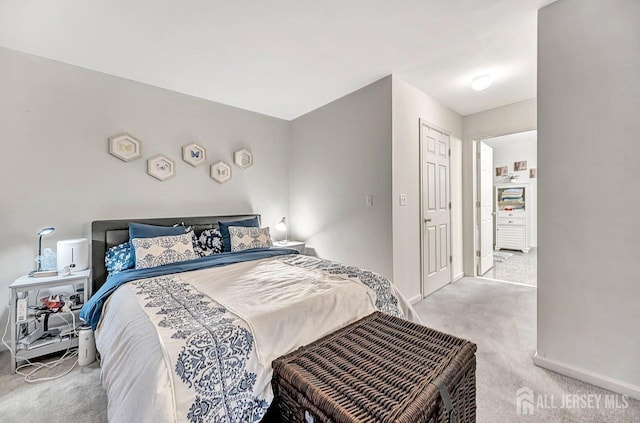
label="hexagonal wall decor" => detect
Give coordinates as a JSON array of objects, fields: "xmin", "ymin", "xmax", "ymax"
[
  {"xmin": 108, "ymin": 133, "xmax": 142, "ymax": 162},
  {"xmin": 147, "ymin": 155, "xmax": 176, "ymax": 181},
  {"xmin": 234, "ymin": 148, "xmax": 253, "ymax": 169},
  {"xmin": 182, "ymin": 143, "xmax": 207, "ymax": 167},
  {"xmin": 210, "ymin": 160, "xmax": 231, "ymax": 184}
]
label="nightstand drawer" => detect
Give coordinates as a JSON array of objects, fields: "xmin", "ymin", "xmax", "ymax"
[{"xmin": 497, "ymin": 217, "xmax": 525, "ymax": 226}]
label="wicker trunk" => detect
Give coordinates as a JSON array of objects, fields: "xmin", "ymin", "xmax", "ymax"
[{"xmin": 271, "ymin": 312, "xmax": 477, "ymax": 423}]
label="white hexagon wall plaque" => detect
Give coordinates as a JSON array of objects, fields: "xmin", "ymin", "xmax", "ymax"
[
  {"xmin": 182, "ymin": 143, "xmax": 207, "ymax": 167},
  {"xmin": 108, "ymin": 133, "xmax": 142, "ymax": 162},
  {"xmin": 210, "ymin": 160, "xmax": 231, "ymax": 184},
  {"xmin": 147, "ymin": 155, "xmax": 176, "ymax": 181},
  {"xmin": 234, "ymin": 148, "xmax": 253, "ymax": 169}
]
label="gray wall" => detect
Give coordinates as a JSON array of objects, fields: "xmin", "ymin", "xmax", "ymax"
[
  {"xmin": 289, "ymin": 77, "xmax": 393, "ymax": 279},
  {"xmin": 0, "ymin": 47, "xmax": 291, "ymax": 332},
  {"xmin": 537, "ymin": 0, "xmax": 640, "ymax": 397},
  {"xmin": 392, "ymin": 77, "xmax": 463, "ymax": 300}
]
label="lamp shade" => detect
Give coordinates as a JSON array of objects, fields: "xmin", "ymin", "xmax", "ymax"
[
  {"xmin": 37, "ymin": 227, "xmax": 55, "ymax": 237},
  {"xmin": 276, "ymin": 217, "xmax": 287, "ymax": 232}
]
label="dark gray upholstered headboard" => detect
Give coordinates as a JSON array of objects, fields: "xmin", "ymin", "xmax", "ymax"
[{"xmin": 91, "ymin": 214, "xmax": 260, "ymax": 295}]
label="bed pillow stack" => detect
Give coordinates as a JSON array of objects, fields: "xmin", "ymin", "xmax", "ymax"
[{"xmin": 218, "ymin": 217, "xmax": 260, "ymax": 252}]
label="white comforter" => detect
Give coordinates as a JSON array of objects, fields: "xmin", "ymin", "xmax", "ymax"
[{"xmin": 96, "ymin": 254, "xmax": 418, "ymax": 423}]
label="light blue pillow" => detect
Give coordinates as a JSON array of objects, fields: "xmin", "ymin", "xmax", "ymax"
[
  {"xmin": 218, "ymin": 217, "xmax": 260, "ymax": 252},
  {"xmin": 105, "ymin": 242, "xmax": 135, "ymax": 276}
]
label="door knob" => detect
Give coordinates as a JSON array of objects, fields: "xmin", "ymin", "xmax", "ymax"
[{"xmin": 424, "ymin": 218, "xmax": 432, "ymax": 223}]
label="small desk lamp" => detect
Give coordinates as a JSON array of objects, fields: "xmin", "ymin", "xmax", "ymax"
[
  {"xmin": 29, "ymin": 227, "xmax": 55, "ymax": 277},
  {"xmin": 276, "ymin": 217, "xmax": 288, "ymax": 244}
]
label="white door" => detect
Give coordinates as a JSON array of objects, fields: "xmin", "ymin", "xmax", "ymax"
[
  {"xmin": 421, "ymin": 121, "xmax": 451, "ymax": 297},
  {"xmin": 478, "ymin": 141, "xmax": 494, "ymax": 275}
]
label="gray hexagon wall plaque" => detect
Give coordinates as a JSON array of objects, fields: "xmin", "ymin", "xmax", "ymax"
[
  {"xmin": 182, "ymin": 143, "xmax": 207, "ymax": 167},
  {"xmin": 210, "ymin": 160, "xmax": 231, "ymax": 183},
  {"xmin": 234, "ymin": 148, "xmax": 253, "ymax": 169},
  {"xmin": 147, "ymin": 155, "xmax": 176, "ymax": 181},
  {"xmin": 108, "ymin": 133, "xmax": 142, "ymax": 162}
]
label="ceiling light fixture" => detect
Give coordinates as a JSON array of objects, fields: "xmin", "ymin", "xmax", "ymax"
[{"xmin": 471, "ymin": 75, "xmax": 492, "ymax": 91}]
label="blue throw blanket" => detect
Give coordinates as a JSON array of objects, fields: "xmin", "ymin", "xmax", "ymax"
[{"xmin": 80, "ymin": 248, "xmax": 298, "ymax": 329}]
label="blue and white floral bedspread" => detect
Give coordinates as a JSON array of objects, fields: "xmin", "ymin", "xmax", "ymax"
[{"xmin": 96, "ymin": 255, "xmax": 413, "ymax": 423}]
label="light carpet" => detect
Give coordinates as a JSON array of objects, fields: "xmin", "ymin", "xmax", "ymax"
[
  {"xmin": 1, "ymin": 277, "xmax": 638, "ymax": 422},
  {"xmin": 415, "ymin": 277, "xmax": 640, "ymax": 422}
]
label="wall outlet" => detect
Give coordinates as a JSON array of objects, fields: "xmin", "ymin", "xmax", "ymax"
[
  {"xmin": 399, "ymin": 194, "xmax": 407, "ymax": 206},
  {"xmin": 365, "ymin": 195, "xmax": 373, "ymax": 208},
  {"xmin": 17, "ymin": 298, "xmax": 27, "ymax": 323}
]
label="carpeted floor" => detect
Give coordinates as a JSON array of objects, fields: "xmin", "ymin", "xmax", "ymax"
[
  {"xmin": 0, "ymin": 277, "xmax": 638, "ymax": 422},
  {"xmin": 0, "ymin": 350, "xmax": 106, "ymax": 423},
  {"xmin": 415, "ymin": 277, "xmax": 640, "ymax": 422}
]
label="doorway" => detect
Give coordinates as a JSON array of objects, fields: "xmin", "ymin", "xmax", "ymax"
[{"xmin": 476, "ymin": 130, "xmax": 537, "ymax": 286}]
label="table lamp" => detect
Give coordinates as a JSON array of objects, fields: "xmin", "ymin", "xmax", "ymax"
[
  {"xmin": 29, "ymin": 227, "xmax": 56, "ymax": 277},
  {"xmin": 276, "ymin": 217, "xmax": 288, "ymax": 244}
]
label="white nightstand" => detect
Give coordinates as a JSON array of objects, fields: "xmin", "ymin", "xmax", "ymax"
[
  {"xmin": 8, "ymin": 269, "xmax": 91, "ymax": 373},
  {"xmin": 273, "ymin": 240, "xmax": 306, "ymax": 254}
]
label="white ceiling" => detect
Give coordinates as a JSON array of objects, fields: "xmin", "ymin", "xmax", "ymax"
[{"xmin": 0, "ymin": 0, "xmax": 554, "ymax": 120}]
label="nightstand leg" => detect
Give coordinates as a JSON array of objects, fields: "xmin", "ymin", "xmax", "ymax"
[{"xmin": 10, "ymin": 288, "xmax": 17, "ymax": 374}]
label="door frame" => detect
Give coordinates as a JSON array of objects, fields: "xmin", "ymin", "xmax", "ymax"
[
  {"xmin": 467, "ymin": 127, "xmax": 537, "ymax": 277},
  {"xmin": 419, "ymin": 118, "xmax": 453, "ymax": 298}
]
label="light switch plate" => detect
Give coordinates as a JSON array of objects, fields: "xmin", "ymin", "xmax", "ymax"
[
  {"xmin": 365, "ymin": 195, "xmax": 373, "ymax": 208},
  {"xmin": 399, "ymin": 194, "xmax": 407, "ymax": 206},
  {"xmin": 17, "ymin": 298, "xmax": 27, "ymax": 323}
]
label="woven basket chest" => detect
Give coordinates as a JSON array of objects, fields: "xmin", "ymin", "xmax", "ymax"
[{"xmin": 271, "ymin": 312, "xmax": 477, "ymax": 423}]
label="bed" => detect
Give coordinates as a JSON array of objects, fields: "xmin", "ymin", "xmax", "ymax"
[{"xmin": 82, "ymin": 214, "xmax": 419, "ymax": 423}]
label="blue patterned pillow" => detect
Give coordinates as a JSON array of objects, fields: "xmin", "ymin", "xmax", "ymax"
[
  {"xmin": 198, "ymin": 228, "xmax": 224, "ymax": 256},
  {"xmin": 228, "ymin": 226, "xmax": 273, "ymax": 252},
  {"xmin": 105, "ymin": 242, "xmax": 135, "ymax": 276},
  {"xmin": 218, "ymin": 217, "xmax": 260, "ymax": 252},
  {"xmin": 132, "ymin": 233, "xmax": 198, "ymax": 269}
]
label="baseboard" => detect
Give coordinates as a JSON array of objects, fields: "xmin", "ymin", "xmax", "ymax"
[
  {"xmin": 408, "ymin": 294, "xmax": 422, "ymax": 305},
  {"xmin": 533, "ymin": 352, "xmax": 640, "ymax": 400},
  {"xmin": 453, "ymin": 272, "xmax": 464, "ymax": 282}
]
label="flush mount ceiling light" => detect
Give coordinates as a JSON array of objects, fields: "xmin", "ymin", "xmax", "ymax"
[{"xmin": 471, "ymin": 75, "xmax": 492, "ymax": 91}]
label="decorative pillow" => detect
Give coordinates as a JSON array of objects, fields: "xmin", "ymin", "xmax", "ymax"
[
  {"xmin": 105, "ymin": 242, "xmax": 135, "ymax": 276},
  {"xmin": 129, "ymin": 223, "xmax": 186, "ymax": 261},
  {"xmin": 228, "ymin": 226, "xmax": 273, "ymax": 252},
  {"xmin": 132, "ymin": 233, "xmax": 198, "ymax": 269},
  {"xmin": 198, "ymin": 228, "xmax": 224, "ymax": 256},
  {"xmin": 218, "ymin": 217, "xmax": 260, "ymax": 252},
  {"xmin": 172, "ymin": 224, "xmax": 206, "ymax": 258}
]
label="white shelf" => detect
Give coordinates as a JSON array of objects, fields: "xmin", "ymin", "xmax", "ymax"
[
  {"xmin": 9, "ymin": 270, "xmax": 91, "ymax": 373},
  {"xmin": 16, "ymin": 337, "xmax": 79, "ymax": 361}
]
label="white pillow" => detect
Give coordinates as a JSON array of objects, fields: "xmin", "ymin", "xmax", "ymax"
[
  {"xmin": 228, "ymin": 226, "xmax": 273, "ymax": 252},
  {"xmin": 132, "ymin": 233, "xmax": 198, "ymax": 269}
]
